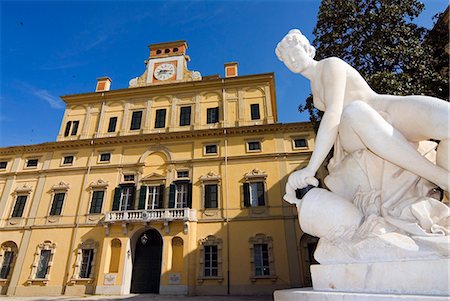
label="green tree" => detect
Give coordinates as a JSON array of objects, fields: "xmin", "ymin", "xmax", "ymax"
[{"xmin": 300, "ymin": 0, "xmax": 448, "ymax": 124}]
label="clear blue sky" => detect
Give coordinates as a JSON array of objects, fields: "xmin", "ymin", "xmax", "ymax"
[{"xmin": 0, "ymin": 0, "xmax": 447, "ymax": 147}]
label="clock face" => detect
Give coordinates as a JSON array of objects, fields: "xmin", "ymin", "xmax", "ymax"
[{"xmin": 154, "ymin": 63, "xmax": 176, "ymax": 81}]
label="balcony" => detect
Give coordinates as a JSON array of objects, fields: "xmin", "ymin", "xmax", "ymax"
[{"xmin": 104, "ymin": 208, "xmax": 197, "ymax": 233}]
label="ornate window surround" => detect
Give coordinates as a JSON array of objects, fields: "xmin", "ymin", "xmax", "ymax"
[
  {"xmin": 27, "ymin": 240, "xmax": 56, "ymax": 285},
  {"xmin": 70, "ymin": 239, "xmax": 99, "ymax": 283},
  {"xmin": 243, "ymin": 169, "xmax": 268, "ymax": 210},
  {"xmin": 10, "ymin": 184, "xmax": 33, "ymax": 221},
  {"xmin": 197, "ymin": 235, "xmax": 223, "ymax": 283},
  {"xmin": 47, "ymin": 182, "xmax": 70, "ymax": 221},
  {"xmin": 248, "ymin": 233, "xmax": 277, "ymax": 282},
  {"xmin": 200, "ymin": 171, "xmax": 221, "ymax": 210},
  {"xmin": 87, "ymin": 179, "xmax": 108, "ymax": 215},
  {"xmin": 0, "ymin": 241, "xmax": 18, "ymax": 283}
]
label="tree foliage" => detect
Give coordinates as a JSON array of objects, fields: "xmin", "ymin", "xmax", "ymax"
[{"xmin": 300, "ymin": 0, "xmax": 449, "ymax": 124}]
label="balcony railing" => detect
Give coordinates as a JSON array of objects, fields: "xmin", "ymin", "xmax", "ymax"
[{"xmin": 104, "ymin": 208, "xmax": 197, "ymax": 223}]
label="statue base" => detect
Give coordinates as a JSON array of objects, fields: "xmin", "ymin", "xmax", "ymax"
[
  {"xmin": 274, "ymin": 259, "xmax": 449, "ymax": 300},
  {"xmin": 274, "ymin": 288, "xmax": 449, "ymax": 301}
]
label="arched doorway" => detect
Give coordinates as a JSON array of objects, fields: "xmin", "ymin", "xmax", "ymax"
[{"xmin": 130, "ymin": 229, "xmax": 163, "ymax": 293}]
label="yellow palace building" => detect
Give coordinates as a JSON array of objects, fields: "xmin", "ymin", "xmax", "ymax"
[{"xmin": 0, "ymin": 40, "xmax": 317, "ymax": 296}]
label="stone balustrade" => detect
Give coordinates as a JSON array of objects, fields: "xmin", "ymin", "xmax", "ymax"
[{"xmin": 104, "ymin": 208, "xmax": 197, "ymax": 223}]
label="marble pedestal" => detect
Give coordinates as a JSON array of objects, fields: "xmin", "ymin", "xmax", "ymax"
[{"xmin": 274, "ymin": 259, "xmax": 449, "ymax": 300}]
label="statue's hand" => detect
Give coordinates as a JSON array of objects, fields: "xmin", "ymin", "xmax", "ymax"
[{"xmin": 283, "ymin": 168, "xmax": 318, "ymax": 204}]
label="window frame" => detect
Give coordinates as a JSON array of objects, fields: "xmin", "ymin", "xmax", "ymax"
[
  {"xmin": 130, "ymin": 110, "xmax": 143, "ymax": 131},
  {"xmin": 154, "ymin": 108, "xmax": 167, "ymax": 129},
  {"xmin": 198, "ymin": 235, "xmax": 223, "ymax": 282},
  {"xmin": 204, "ymin": 184, "xmax": 219, "ymax": 209},
  {"xmin": 249, "ymin": 234, "xmax": 276, "ymax": 282},
  {"xmin": 0, "ymin": 161, "xmax": 7, "ymax": 170},
  {"xmin": 146, "ymin": 185, "xmax": 162, "ymax": 210},
  {"xmin": 25, "ymin": 158, "xmax": 39, "ymax": 168},
  {"xmin": 88, "ymin": 179, "xmax": 108, "ymax": 215},
  {"xmin": 28, "ymin": 241, "xmax": 56, "ymax": 284},
  {"xmin": 204, "ymin": 144, "xmax": 218, "ymax": 156},
  {"xmin": 0, "ymin": 242, "xmax": 18, "ymax": 280},
  {"xmin": 62, "ymin": 155, "xmax": 75, "ymax": 166},
  {"xmin": 107, "ymin": 116, "xmax": 118, "ymax": 133},
  {"xmin": 99, "ymin": 152, "xmax": 111, "ymax": 163},
  {"xmin": 49, "ymin": 192, "xmax": 66, "ymax": 216},
  {"xmin": 246, "ymin": 140, "xmax": 262, "ymax": 152},
  {"xmin": 89, "ymin": 190, "xmax": 104, "ymax": 214},
  {"xmin": 292, "ymin": 137, "xmax": 309, "ymax": 150},
  {"xmin": 206, "ymin": 107, "xmax": 219, "ymax": 124},
  {"xmin": 179, "ymin": 106, "xmax": 192, "ymax": 126},
  {"xmin": 250, "ymin": 103, "xmax": 261, "ymax": 120},
  {"xmin": 11, "ymin": 195, "xmax": 28, "ymax": 218}
]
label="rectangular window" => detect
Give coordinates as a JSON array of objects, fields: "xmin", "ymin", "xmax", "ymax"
[
  {"xmin": 146, "ymin": 186, "xmax": 161, "ymax": 209},
  {"xmin": 204, "ymin": 184, "xmax": 218, "ymax": 208},
  {"xmin": 254, "ymin": 244, "xmax": 270, "ymax": 276},
  {"xmin": 0, "ymin": 251, "xmax": 14, "ymax": 279},
  {"xmin": 89, "ymin": 191, "xmax": 104, "ymax": 214},
  {"xmin": 205, "ymin": 144, "xmax": 217, "ymax": 155},
  {"xmin": 50, "ymin": 193, "xmax": 65, "ymax": 216},
  {"xmin": 244, "ymin": 182, "xmax": 265, "ymax": 207},
  {"xmin": 107, "ymin": 117, "xmax": 118, "ymax": 133},
  {"xmin": 155, "ymin": 109, "xmax": 166, "ymax": 128},
  {"xmin": 63, "ymin": 155, "xmax": 74, "ymax": 165},
  {"xmin": 247, "ymin": 141, "xmax": 261, "ymax": 151},
  {"xmin": 176, "ymin": 183, "xmax": 189, "ymax": 208},
  {"xmin": 179, "ymin": 106, "xmax": 191, "ymax": 126},
  {"xmin": 177, "ymin": 171, "xmax": 189, "ymax": 178},
  {"xmin": 12, "ymin": 195, "xmax": 27, "ymax": 218},
  {"xmin": 250, "ymin": 104, "xmax": 260, "ymax": 120},
  {"xmin": 99, "ymin": 153, "xmax": 111, "ymax": 162},
  {"xmin": 36, "ymin": 249, "xmax": 51, "ymax": 279},
  {"xmin": 120, "ymin": 186, "xmax": 134, "ymax": 211},
  {"xmin": 293, "ymin": 138, "xmax": 308, "ymax": 148},
  {"xmin": 79, "ymin": 249, "xmax": 94, "ymax": 279},
  {"xmin": 124, "ymin": 175, "xmax": 135, "ymax": 182},
  {"xmin": 26, "ymin": 159, "xmax": 38, "ymax": 167},
  {"xmin": 71, "ymin": 121, "xmax": 79, "ymax": 136},
  {"xmin": 0, "ymin": 161, "xmax": 6, "ymax": 169},
  {"xmin": 206, "ymin": 107, "xmax": 219, "ymax": 124},
  {"xmin": 130, "ymin": 111, "xmax": 143, "ymax": 130},
  {"xmin": 204, "ymin": 245, "xmax": 218, "ymax": 277}
]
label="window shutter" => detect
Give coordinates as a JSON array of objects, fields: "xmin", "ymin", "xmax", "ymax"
[
  {"xmin": 64, "ymin": 121, "xmax": 71, "ymax": 137},
  {"xmin": 168, "ymin": 184, "xmax": 176, "ymax": 208},
  {"xmin": 257, "ymin": 182, "xmax": 265, "ymax": 206},
  {"xmin": 128, "ymin": 186, "xmax": 136, "ymax": 210},
  {"xmin": 243, "ymin": 183, "xmax": 250, "ymax": 207},
  {"xmin": 158, "ymin": 184, "xmax": 165, "ymax": 208},
  {"xmin": 138, "ymin": 186, "xmax": 147, "ymax": 209},
  {"xmin": 112, "ymin": 187, "xmax": 121, "ymax": 211},
  {"xmin": 187, "ymin": 183, "xmax": 193, "ymax": 208}
]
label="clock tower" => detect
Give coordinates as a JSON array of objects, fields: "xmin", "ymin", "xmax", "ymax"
[{"xmin": 129, "ymin": 40, "xmax": 201, "ymax": 87}]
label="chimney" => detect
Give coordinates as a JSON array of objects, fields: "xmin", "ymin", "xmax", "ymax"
[
  {"xmin": 224, "ymin": 62, "xmax": 238, "ymax": 78},
  {"xmin": 96, "ymin": 77, "xmax": 112, "ymax": 92}
]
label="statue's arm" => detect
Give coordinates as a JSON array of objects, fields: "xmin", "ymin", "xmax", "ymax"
[{"xmin": 306, "ymin": 59, "xmax": 346, "ymax": 174}]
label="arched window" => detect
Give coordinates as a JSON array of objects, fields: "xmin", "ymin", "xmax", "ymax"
[
  {"xmin": 0, "ymin": 241, "xmax": 18, "ymax": 280},
  {"xmin": 198, "ymin": 235, "xmax": 223, "ymax": 283}
]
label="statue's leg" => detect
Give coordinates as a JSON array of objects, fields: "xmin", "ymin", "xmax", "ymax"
[{"xmin": 339, "ymin": 101, "xmax": 449, "ymax": 192}]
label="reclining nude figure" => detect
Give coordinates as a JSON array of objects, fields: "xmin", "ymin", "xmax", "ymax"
[{"xmin": 276, "ymin": 29, "xmax": 450, "ymax": 263}]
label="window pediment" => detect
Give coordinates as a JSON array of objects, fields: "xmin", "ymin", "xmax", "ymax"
[
  {"xmin": 89, "ymin": 179, "xmax": 109, "ymax": 189},
  {"xmin": 51, "ymin": 181, "xmax": 70, "ymax": 192},
  {"xmin": 141, "ymin": 172, "xmax": 166, "ymax": 183},
  {"xmin": 14, "ymin": 184, "xmax": 32, "ymax": 194},
  {"xmin": 244, "ymin": 169, "xmax": 267, "ymax": 180},
  {"xmin": 200, "ymin": 171, "xmax": 221, "ymax": 182}
]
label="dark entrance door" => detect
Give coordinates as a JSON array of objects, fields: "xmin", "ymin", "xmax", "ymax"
[{"xmin": 130, "ymin": 229, "xmax": 163, "ymax": 293}]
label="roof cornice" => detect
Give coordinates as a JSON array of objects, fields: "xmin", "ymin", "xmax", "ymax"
[
  {"xmin": 60, "ymin": 73, "xmax": 275, "ymax": 104},
  {"xmin": 0, "ymin": 122, "xmax": 313, "ymax": 155}
]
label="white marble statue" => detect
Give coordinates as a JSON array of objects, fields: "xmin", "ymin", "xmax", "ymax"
[{"xmin": 276, "ymin": 29, "xmax": 450, "ymax": 264}]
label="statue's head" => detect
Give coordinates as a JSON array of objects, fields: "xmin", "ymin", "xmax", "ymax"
[{"xmin": 276, "ymin": 29, "xmax": 316, "ymax": 73}]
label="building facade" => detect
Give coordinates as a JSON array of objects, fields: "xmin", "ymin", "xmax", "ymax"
[{"xmin": 0, "ymin": 40, "xmax": 316, "ymax": 296}]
